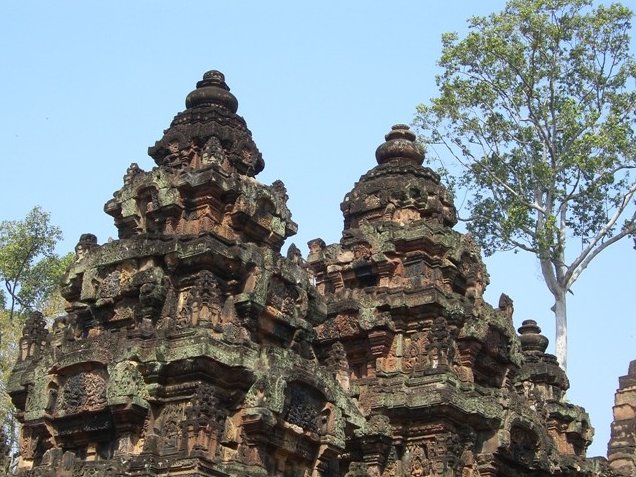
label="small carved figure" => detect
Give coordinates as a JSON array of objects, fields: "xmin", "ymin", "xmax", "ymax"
[
  {"xmin": 123, "ymin": 162, "xmax": 143, "ymax": 186},
  {"xmin": 271, "ymin": 179, "xmax": 288, "ymax": 202},
  {"xmin": 201, "ymin": 135, "xmax": 226, "ymax": 166},
  {"xmin": 286, "ymin": 243, "xmax": 303, "ymax": 264},
  {"xmin": 74, "ymin": 233, "xmax": 98, "ymax": 260}
]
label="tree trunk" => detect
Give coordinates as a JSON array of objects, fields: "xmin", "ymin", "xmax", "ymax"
[{"xmin": 554, "ymin": 290, "xmax": 567, "ymax": 371}]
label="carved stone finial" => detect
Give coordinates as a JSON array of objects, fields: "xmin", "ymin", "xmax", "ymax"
[
  {"xmin": 123, "ymin": 163, "xmax": 142, "ymax": 186},
  {"xmin": 307, "ymin": 238, "xmax": 326, "ymax": 256},
  {"xmin": 271, "ymin": 180, "xmax": 289, "ymax": 202},
  {"xmin": 185, "ymin": 70, "xmax": 239, "ymax": 112},
  {"xmin": 518, "ymin": 319, "xmax": 549, "ymax": 355},
  {"xmin": 74, "ymin": 233, "xmax": 98, "ymax": 259},
  {"xmin": 498, "ymin": 293, "xmax": 514, "ymax": 320},
  {"xmin": 286, "ymin": 243, "xmax": 302, "ymax": 263},
  {"xmin": 375, "ymin": 124, "xmax": 424, "ymax": 166},
  {"xmin": 19, "ymin": 311, "xmax": 48, "ymax": 360}
]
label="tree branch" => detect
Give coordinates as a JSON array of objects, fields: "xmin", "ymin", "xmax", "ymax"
[{"xmin": 564, "ymin": 182, "xmax": 636, "ymax": 288}]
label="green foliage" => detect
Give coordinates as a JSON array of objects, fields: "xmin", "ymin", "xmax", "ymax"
[
  {"xmin": 0, "ymin": 309, "xmax": 22, "ymax": 462},
  {"xmin": 0, "ymin": 206, "xmax": 68, "ymax": 320},
  {"xmin": 0, "ymin": 207, "xmax": 71, "ymax": 463},
  {"xmin": 416, "ymin": 0, "xmax": 635, "ymax": 279},
  {"xmin": 415, "ymin": 0, "xmax": 636, "ymax": 369}
]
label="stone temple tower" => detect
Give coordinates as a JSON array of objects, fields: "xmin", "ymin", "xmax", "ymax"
[
  {"xmin": 8, "ymin": 71, "xmax": 613, "ymax": 476},
  {"xmin": 608, "ymin": 360, "xmax": 636, "ymax": 475}
]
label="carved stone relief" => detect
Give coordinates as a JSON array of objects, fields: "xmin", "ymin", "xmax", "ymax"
[{"xmin": 59, "ymin": 370, "xmax": 108, "ymax": 415}]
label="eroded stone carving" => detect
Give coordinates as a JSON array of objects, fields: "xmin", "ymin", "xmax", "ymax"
[{"xmin": 60, "ymin": 370, "xmax": 107, "ymax": 414}]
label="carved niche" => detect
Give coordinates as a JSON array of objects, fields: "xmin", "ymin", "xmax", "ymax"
[
  {"xmin": 425, "ymin": 317, "xmax": 455, "ymax": 370},
  {"xmin": 508, "ymin": 425, "xmax": 539, "ymax": 466},
  {"xmin": 156, "ymin": 402, "xmax": 185, "ymax": 453},
  {"xmin": 402, "ymin": 332, "xmax": 426, "ymax": 373},
  {"xmin": 177, "ymin": 270, "xmax": 223, "ymax": 329},
  {"xmin": 406, "ymin": 445, "xmax": 432, "ymax": 477},
  {"xmin": 267, "ymin": 275, "xmax": 299, "ymax": 319},
  {"xmin": 19, "ymin": 426, "xmax": 48, "ymax": 467},
  {"xmin": 184, "ymin": 383, "xmax": 226, "ymax": 457},
  {"xmin": 283, "ymin": 382, "xmax": 326, "ymax": 435}
]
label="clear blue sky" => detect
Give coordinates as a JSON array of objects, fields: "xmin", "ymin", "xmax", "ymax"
[{"xmin": 2, "ymin": 1, "xmax": 634, "ymax": 458}]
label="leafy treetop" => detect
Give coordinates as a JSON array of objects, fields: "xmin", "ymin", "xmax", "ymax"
[
  {"xmin": 416, "ymin": 0, "xmax": 636, "ymax": 369},
  {"xmin": 0, "ymin": 206, "xmax": 71, "ymax": 320}
]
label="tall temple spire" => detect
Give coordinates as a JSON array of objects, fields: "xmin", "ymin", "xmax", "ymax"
[
  {"xmin": 105, "ymin": 71, "xmax": 295, "ymax": 248},
  {"xmin": 341, "ymin": 124, "xmax": 457, "ymax": 233},
  {"xmin": 148, "ymin": 70, "xmax": 263, "ymax": 175}
]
